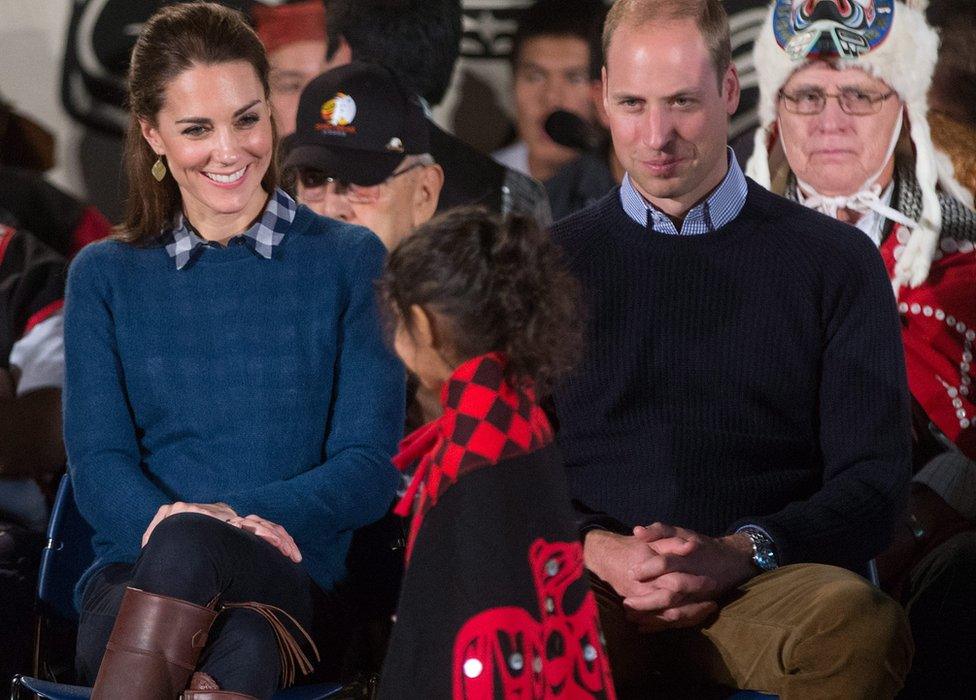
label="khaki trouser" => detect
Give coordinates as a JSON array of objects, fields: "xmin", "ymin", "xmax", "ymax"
[{"xmin": 591, "ymin": 564, "xmax": 913, "ymax": 699}]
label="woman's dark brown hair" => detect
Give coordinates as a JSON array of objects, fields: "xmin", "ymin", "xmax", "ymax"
[
  {"xmin": 379, "ymin": 207, "xmax": 583, "ymax": 394},
  {"xmin": 117, "ymin": 2, "xmax": 277, "ymax": 244}
]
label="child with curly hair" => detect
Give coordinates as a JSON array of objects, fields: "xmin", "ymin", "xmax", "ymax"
[{"xmin": 376, "ymin": 208, "xmax": 616, "ymax": 699}]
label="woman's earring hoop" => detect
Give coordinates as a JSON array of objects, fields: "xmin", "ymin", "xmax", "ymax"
[{"xmin": 151, "ymin": 157, "xmax": 167, "ymax": 182}]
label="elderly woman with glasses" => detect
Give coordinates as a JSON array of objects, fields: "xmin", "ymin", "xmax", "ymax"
[{"xmin": 747, "ymin": 2, "xmax": 976, "ymax": 696}]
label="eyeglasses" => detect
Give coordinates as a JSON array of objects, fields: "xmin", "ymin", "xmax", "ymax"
[
  {"xmin": 297, "ymin": 161, "xmax": 426, "ymax": 204},
  {"xmin": 778, "ymin": 87, "xmax": 896, "ymax": 116}
]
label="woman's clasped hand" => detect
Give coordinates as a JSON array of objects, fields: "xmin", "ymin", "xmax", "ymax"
[{"xmin": 140, "ymin": 502, "xmax": 302, "ymax": 563}]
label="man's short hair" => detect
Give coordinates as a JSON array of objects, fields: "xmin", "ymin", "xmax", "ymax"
[
  {"xmin": 602, "ymin": 0, "xmax": 731, "ymax": 88},
  {"xmin": 511, "ymin": 0, "xmax": 609, "ymax": 82},
  {"xmin": 324, "ymin": 0, "xmax": 461, "ymax": 107}
]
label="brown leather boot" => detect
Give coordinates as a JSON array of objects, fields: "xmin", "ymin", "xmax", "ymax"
[
  {"xmin": 181, "ymin": 673, "xmax": 258, "ymax": 699},
  {"xmin": 91, "ymin": 587, "xmax": 217, "ymax": 700}
]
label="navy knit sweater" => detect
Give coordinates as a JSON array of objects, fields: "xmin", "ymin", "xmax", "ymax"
[
  {"xmin": 551, "ymin": 182, "xmax": 911, "ymax": 569},
  {"xmin": 63, "ymin": 206, "xmax": 404, "ymax": 605}
]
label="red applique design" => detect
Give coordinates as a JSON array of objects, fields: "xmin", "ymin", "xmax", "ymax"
[
  {"xmin": 452, "ymin": 539, "xmax": 616, "ymax": 699},
  {"xmin": 881, "ymin": 226, "xmax": 976, "ymax": 458},
  {"xmin": 393, "ymin": 353, "xmax": 553, "ymax": 560}
]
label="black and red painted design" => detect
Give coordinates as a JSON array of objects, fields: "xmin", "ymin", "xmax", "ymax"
[
  {"xmin": 393, "ymin": 352, "xmax": 553, "ymax": 560},
  {"xmin": 453, "ymin": 539, "xmax": 615, "ymax": 699},
  {"xmin": 379, "ymin": 353, "xmax": 614, "ymax": 699}
]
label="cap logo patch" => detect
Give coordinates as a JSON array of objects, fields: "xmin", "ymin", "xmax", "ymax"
[
  {"xmin": 385, "ymin": 137, "xmax": 404, "ymax": 153},
  {"xmin": 773, "ymin": 0, "xmax": 893, "ymax": 60},
  {"xmin": 317, "ymin": 92, "xmax": 357, "ymax": 135}
]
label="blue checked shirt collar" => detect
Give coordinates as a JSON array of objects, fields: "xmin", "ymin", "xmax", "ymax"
[
  {"xmin": 619, "ymin": 148, "xmax": 747, "ymax": 235},
  {"xmin": 164, "ymin": 188, "xmax": 297, "ymax": 270}
]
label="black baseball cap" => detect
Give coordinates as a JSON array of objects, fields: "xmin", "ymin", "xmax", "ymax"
[{"xmin": 282, "ymin": 62, "xmax": 431, "ymax": 186}]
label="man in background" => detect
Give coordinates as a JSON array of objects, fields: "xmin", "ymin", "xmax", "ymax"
[
  {"xmin": 495, "ymin": 0, "xmax": 619, "ymax": 221},
  {"xmin": 323, "ymin": 0, "xmax": 551, "ymax": 224},
  {"xmin": 284, "ymin": 62, "xmax": 444, "ymax": 252},
  {"xmin": 251, "ymin": 0, "xmax": 349, "ymax": 136},
  {"xmin": 494, "ymin": 0, "xmax": 607, "ymax": 184}
]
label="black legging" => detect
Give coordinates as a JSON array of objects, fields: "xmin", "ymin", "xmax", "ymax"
[{"xmin": 76, "ymin": 512, "xmax": 342, "ymax": 698}]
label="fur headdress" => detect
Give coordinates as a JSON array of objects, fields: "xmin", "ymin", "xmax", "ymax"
[{"xmin": 745, "ymin": 0, "xmax": 974, "ymax": 288}]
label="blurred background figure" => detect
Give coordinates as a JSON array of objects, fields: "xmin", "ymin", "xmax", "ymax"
[
  {"xmin": 0, "ymin": 95, "xmax": 106, "ymax": 518},
  {"xmin": 493, "ymin": 0, "xmax": 621, "ymax": 221},
  {"xmin": 0, "ymin": 95, "xmax": 111, "ymax": 258},
  {"xmin": 324, "ymin": 0, "xmax": 552, "ymax": 224},
  {"xmin": 0, "ymin": 164, "xmax": 111, "ymax": 260},
  {"xmin": 251, "ymin": 0, "xmax": 345, "ymax": 136},
  {"xmin": 0, "ymin": 86, "xmax": 104, "ymax": 698},
  {"xmin": 0, "ymin": 224, "xmax": 65, "ymax": 531},
  {"xmin": 747, "ymin": 2, "xmax": 976, "ymax": 696},
  {"xmin": 493, "ymin": 0, "xmax": 606, "ymax": 183},
  {"xmin": 0, "ymin": 220, "xmax": 66, "ymax": 693}
]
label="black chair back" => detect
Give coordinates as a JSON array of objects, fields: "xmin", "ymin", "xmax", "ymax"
[{"xmin": 37, "ymin": 474, "xmax": 95, "ymax": 622}]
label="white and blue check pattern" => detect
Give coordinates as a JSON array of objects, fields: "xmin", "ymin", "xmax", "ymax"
[
  {"xmin": 620, "ymin": 148, "xmax": 748, "ymax": 235},
  {"xmin": 164, "ymin": 188, "xmax": 297, "ymax": 270}
]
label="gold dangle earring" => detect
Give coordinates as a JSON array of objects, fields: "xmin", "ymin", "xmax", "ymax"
[{"xmin": 151, "ymin": 156, "xmax": 167, "ymax": 182}]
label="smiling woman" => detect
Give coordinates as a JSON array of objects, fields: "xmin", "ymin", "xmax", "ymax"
[
  {"xmin": 139, "ymin": 62, "xmax": 274, "ymax": 244},
  {"xmin": 63, "ymin": 4, "xmax": 404, "ymax": 700},
  {"xmin": 115, "ymin": 3, "xmax": 279, "ymax": 247}
]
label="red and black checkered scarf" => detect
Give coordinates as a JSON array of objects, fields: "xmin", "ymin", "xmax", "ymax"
[{"xmin": 393, "ymin": 352, "xmax": 554, "ymax": 562}]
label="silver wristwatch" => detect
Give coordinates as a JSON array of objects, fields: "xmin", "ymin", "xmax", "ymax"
[{"xmin": 739, "ymin": 526, "xmax": 779, "ymax": 572}]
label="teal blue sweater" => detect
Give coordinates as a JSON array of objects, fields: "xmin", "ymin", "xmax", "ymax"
[{"xmin": 63, "ymin": 206, "xmax": 404, "ymax": 606}]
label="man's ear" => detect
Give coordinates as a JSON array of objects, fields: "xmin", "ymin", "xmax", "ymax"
[
  {"xmin": 591, "ymin": 79, "xmax": 610, "ymax": 129},
  {"xmin": 601, "ymin": 65, "xmax": 610, "ymax": 114},
  {"xmin": 722, "ymin": 63, "xmax": 741, "ymax": 116},
  {"xmin": 140, "ymin": 119, "xmax": 165, "ymax": 156},
  {"xmin": 412, "ymin": 164, "xmax": 444, "ymax": 227}
]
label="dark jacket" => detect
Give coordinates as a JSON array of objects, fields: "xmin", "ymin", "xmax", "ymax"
[{"xmin": 429, "ymin": 122, "xmax": 551, "ymax": 226}]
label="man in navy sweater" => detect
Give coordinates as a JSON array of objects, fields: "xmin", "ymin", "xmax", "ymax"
[{"xmin": 550, "ymin": 1, "xmax": 913, "ymax": 697}]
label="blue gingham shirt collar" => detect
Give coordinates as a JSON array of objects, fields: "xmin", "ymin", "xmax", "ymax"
[
  {"xmin": 620, "ymin": 147, "xmax": 748, "ymax": 235},
  {"xmin": 164, "ymin": 188, "xmax": 297, "ymax": 270}
]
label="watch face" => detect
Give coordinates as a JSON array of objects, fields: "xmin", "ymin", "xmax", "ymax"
[
  {"xmin": 754, "ymin": 547, "xmax": 777, "ymax": 571},
  {"xmin": 743, "ymin": 529, "xmax": 779, "ymax": 571}
]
